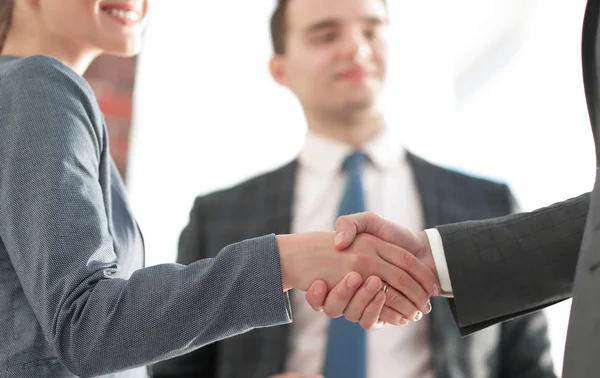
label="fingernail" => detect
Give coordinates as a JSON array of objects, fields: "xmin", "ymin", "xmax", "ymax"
[
  {"xmin": 413, "ymin": 311, "xmax": 423, "ymax": 321},
  {"xmin": 433, "ymin": 283, "xmax": 440, "ymax": 296},
  {"xmin": 347, "ymin": 274, "xmax": 361, "ymax": 289},
  {"xmin": 334, "ymin": 231, "xmax": 346, "ymax": 245},
  {"xmin": 313, "ymin": 284, "xmax": 323, "ymax": 296},
  {"xmin": 424, "ymin": 300, "xmax": 432, "ymax": 314},
  {"xmin": 367, "ymin": 277, "xmax": 380, "ymax": 293}
]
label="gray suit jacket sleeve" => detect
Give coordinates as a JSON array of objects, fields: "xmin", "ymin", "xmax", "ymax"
[
  {"xmin": 436, "ymin": 193, "xmax": 589, "ymax": 335},
  {"xmin": 0, "ymin": 56, "xmax": 291, "ymax": 377},
  {"xmin": 152, "ymin": 197, "xmax": 221, "ymax": 378}
]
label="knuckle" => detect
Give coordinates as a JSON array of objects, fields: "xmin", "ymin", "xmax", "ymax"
[
  {"xmin": 394, "ymin": 273, "xmax": 408, "ymax": 288},
  {"xmin": 402, "ymin": 252, "xmax": 415, "ymax": 266},
  {"xmin": 386, "ymin": 292, "xmax": 400, "ymax": 307}
]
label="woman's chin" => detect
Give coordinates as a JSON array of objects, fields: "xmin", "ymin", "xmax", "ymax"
[{"xmin": 103, "ymin": 40, "xmax": 143, "ymax": 58}]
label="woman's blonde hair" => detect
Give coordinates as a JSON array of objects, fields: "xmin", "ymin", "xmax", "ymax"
[{"xmin": 0, "ymin": 0, "xmax": 14, "ymax": 54}]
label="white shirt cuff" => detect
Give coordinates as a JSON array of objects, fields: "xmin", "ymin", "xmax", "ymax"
[{"xmin": 424, "ymin": 228, "xmax": 454, "ymax": 298}]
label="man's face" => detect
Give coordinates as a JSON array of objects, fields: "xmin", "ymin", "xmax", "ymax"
[{"xmin": 271, "ymin": 0, "xmax": 389, "ymax": 114}]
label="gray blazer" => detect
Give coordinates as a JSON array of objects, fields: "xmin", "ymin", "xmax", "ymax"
[
  {"xmin": 408, "ymin": 1, "xmax": 600, "ymax": 377},
  {"xmin": 0, "ymin": 55, "xmax": 291, "ymax": 378},
  {"xmin": 153, "ymin": 153, "xmax": 555, "ymax": 378}
]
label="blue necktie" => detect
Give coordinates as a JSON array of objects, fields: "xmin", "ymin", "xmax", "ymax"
[{"xmin": 322, "ymin": 152, "xmax": 368, "ymax": 378}]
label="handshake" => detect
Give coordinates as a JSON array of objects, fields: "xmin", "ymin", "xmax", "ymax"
[{"xmin": 276, "ymin": 212, "xmax": 440, "ymax": 330}]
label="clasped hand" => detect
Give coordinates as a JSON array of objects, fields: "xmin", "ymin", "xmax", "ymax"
[{"xmin": 278, "ymin": 212, "xmax": 439, "ymax": 330}]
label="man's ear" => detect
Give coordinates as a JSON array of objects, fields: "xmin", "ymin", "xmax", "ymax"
[{"xmin": 269, "ymin": 54, "xmax": 289, "ymax": 87}]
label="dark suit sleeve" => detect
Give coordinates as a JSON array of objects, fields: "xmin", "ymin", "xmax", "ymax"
[
  {"xmin": 437, "ymin": 193, "xmax": 590, "ymax": 335},
  {"xmin": 152, "ymin": 197, "xmax": 218, "ymax": 378},
  {"xmin": 498, "ymin": 311, "xmax": 556, "ymax": 378}
]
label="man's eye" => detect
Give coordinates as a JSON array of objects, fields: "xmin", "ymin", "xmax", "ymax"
[
  {"xmin": 364, "ymin": 28, "xmax": 378, "ymax": 40},
  {"xmin": 315, "ymin": 32, "xmax": 337, "ymax": 43}
]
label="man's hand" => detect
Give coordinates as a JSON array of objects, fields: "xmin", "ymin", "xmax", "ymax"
[
  {"xmin": 334, "ymin": 212, "xmax": 439, "ymax": 283},
  {"xmin": 305, "ymin": 213, "xmax": 440, "ymax": 327}
]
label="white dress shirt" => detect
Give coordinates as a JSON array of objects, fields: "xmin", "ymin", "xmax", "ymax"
[
  {"xmin": 285, "ymin": 130, "xmax": 435, "ymax": 378},
  {"xmin": 424, "ymin": 229, "xmax": 454, "ymax": 296}
]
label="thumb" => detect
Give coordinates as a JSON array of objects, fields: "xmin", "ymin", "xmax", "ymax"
[
  {"xmin": 334, "ymin": 216, "xmax": 358, "ymax": 250},
  {"xmin": 305, "ymin": 280, "xmax": 329, "ymax": 312}
]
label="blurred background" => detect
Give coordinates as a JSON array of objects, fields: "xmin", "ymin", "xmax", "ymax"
[{"xmin": 92, "ymin": 0, "xmax": 595, "ymax": 375}]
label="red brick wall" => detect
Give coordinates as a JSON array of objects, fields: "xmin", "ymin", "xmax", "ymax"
[{"xmin": 84, "ymin": 55, "xmax": 138, "ymax": 181}]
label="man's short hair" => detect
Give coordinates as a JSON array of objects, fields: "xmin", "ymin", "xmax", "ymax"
[{"xmin": 270, "ymin": 0, "xmax": 387, "ymax": 55}]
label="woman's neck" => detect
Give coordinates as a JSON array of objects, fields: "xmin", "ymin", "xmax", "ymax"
[{"xmin": 2, "ymin": 28, "xmax": 99, "ymax": 75}]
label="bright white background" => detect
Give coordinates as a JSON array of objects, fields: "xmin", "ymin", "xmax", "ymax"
[{"xmin": 127, "ymin": 1, "xmax": 596, "ymax": 375}]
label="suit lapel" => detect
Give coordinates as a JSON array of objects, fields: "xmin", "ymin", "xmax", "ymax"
[{"xmin": 407, "ymin": 152, "xmax": 470, "ymax": 378}]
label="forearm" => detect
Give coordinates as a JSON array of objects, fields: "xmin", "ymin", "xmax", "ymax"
[
  {"xmin": 51, "ymin": 235, "xmax": 290, "ymax": 376},
  {"xmin": 436, "ymin": 193, "xmax": 589, "ymax": 333}
]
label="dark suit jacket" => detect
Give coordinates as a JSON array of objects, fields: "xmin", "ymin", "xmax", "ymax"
[
  {"xmin": 152, "ymin": 153, "xmax": 555, "ymax": 378},
  {"xmin": 399, "ymin": 1, "xmax": 600, "ymax": 377}
]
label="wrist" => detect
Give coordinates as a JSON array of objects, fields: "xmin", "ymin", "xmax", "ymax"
[
  {"xmin": 416, "ymin": 230, "xmax": 440, "ymax": 288},
  {"xmin": 276, "ymin": 234, "xmax": 298, "ymax": 292},
  {"xmin": 276, "ymin": 232, "xmax": 337, "ymax": 292}
]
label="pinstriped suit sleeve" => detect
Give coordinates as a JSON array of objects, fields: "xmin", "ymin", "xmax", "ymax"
[
  {"xmin": 436, "ymin": 193, "xmax": 589, "ymax": 335},
  {"xmin": 0, "ymin": 56, "xmax": 291, "ymax": 377}
]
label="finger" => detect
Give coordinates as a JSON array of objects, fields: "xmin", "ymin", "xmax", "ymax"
[
  {"xmin": 379, "ymin": 306, "xmax": 409, "ymax": 326},
  {"xmin": 343, "ymin": 276, "xmax": 383, "ymax": 322},
  {"xmin": 359, "ymin": 290, "xmax": 387, "ymax": 330},
  {"xmin": 377, "ymin": 243, "xmax": 438, "ymax": 303},
  {"xmin": 336, "ymin": 212, "xmax": 421, "ymax": 251},
  {"xmin": 322, "ymin": 272, "xmax": 363, "ymax": 318},
  {"xmin": 382, "ymin": 284, "xmax": 425, "ymax": 321},
  {"xmin": 305, "ymin": 280, "xmax": 329, "ymax": 312},
  {"xmin": 334, "ymin": 215, "xmax": 361, "ymax": 249},
  {"xmin": 378, "ymin": 261, "xmax": 430, "ymax": 314}
]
